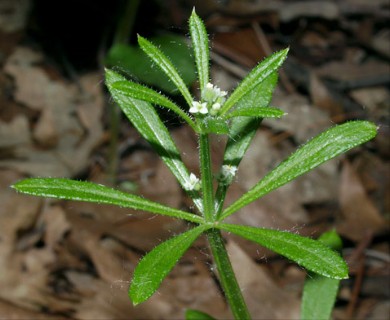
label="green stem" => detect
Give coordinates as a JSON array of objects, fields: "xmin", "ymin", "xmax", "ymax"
[
  {"xmin": 207, "ymin": 229, "xmax": 251, "ymax": 320},
  {"xmin": 214, "ymin": 184, "xmax": 227, "ymax": 218},
  {"xmin": 199, "ymin": 133, "xmax": 215, "ymax": 221}
]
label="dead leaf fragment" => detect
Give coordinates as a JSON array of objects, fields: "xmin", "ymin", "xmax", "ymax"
[
  {"xmin": 226, "ymin": 240, "xmax": 300, "ymax": 319},
  {"xmin": 0, "ymin": 115, "xmax": 30, "ymax": 148},
  {"xmin": 337, "ymin": 161, "xmax": 385, "ymax": 241}
]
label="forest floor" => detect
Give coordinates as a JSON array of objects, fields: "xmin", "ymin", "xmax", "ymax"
[{"xmin": 0, "ymin": 1, "xmax": 389, "ymax": 319}]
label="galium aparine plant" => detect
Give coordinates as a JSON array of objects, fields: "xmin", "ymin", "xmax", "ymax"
[{"xmin": 12, "ymin": 9, "xmax": 377, "ymax": 320}]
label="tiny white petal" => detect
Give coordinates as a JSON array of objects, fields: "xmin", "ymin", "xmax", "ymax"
[
  {"xmin": 190, "ymin": 101, "xmax": 208, "ymax": 114},
  {"xmin": 185, "ymin": 173, "xmax": 201, "ymax": 191},
  {"xmin": 212, "ymin": 103, "xmax": 221, "ymax": 111}
]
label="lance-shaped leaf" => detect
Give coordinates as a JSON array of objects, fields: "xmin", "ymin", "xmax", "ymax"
[
  {"xmin": 12, "ymin": 178, "xmax": 203, "ymax": 224},
  {"xmin": 111, "ymin": 80, "xmax": 198, "ymax": 131},
  {"xmin": 130, "ymin": 225, "xmax": 209, "ymax": 305},
  {"xmin": 224, "ymin": 106, "xmax": 285, "ymax": 119},
  {"xmin": 301, "ymin": 230, "xmax": 342, "ymax": 320},
  {"xmin": 219, "ymin": 48, "xmax": 289, "ymax": 115},
  {"xmin": 189, "ymin": 9, "xmax": 209, "ymax": 93},
  {"xmin": 218, "ymin": 223, "xmax": 348, "ymax": 279},
  {"xmin": 138, "ymin": 35, "xmax": 193, "ymax": 106},
  {"xmin": 106, "ymin": 34, "xmax": 196, "ymax": 94},
  {"xmin": 186, "ymin": 309, "xmax": 216, "ymax": 320},
  {"xmin": 221, "ymin": 121, "xmax": 377, "ymax": 220},
  {"xmin": 215, "ymin": 72, "xmax": 278, "ymax": 215},
  {"xmin": 221, "ymin": 71, "xmax": 278, "ymax": 168},
  {"xmin": 106, "ymin": 69, "xmax": 203, "ymax": 212}
]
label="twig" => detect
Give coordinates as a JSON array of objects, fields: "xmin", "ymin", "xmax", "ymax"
[
  {"xmin": 210, "ymin": 51, "xmax": 249, "ymax": 79},
  {"xmin": 345, "ymin": 231, "xmax": 373, "ymax": 319},
  {"xmin": 251, "ymin": 21, "xmax": 295, "ymax": 94}
]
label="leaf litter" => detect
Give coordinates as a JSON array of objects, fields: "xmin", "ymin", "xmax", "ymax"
[{"xmin": 0, "ymin": 0, "xmax": 389, "ymax": 319}]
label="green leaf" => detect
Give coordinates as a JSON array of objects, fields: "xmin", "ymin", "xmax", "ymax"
[
  {"xmin": 12, "ymin": 178, "xmax": 203, "ymax": 224},
  {"xmin": 106, "ymin": 34, "xmax": 196, "ymax": 94},
  {"xmin": 301, "ymin": 230, "xmax": 343, "ymax": 320},
  {"xmin": 202, "ymin": 116, "xmax": 229, "ymax": 134},
  {"xmin": 220, "ymin": 71, "xmax": 279, "ymax": 168},
  {"xmin": 189, "ymin": 9, "xmax": 209, "ymax": 93},
  {"xmin": 218, "ymin": 223, "xmax": 349, "ymax": 279},
  {"xmin": 106, "ymin": 69, "xmax": 203, "ymax": 212},
  {"xmin": 318, "ymin": 229, "xmax": 343, "ymax": 251},
  {"xmin": 138, "ymin": 35, "xmax": 193, "ymax": 106},
  {"xmin": 111, "ymin": 80, "xmax": 198, "ymax": 131},
  {"xmin": 221, "ymin": 121, "xmax": 377, "ymax": 219},
  {"xmin": 224, "ymin": 106, "xmax": 285, "ymax": 119},
  {"xmin": 186, "ymin": 309, "xmax": 216, "ymax": 320},
  {"xmin": 223, "ymin": 117, "xmax": 260, "ymax": 167},
  {"xmin": 130, "ymin": 225, "xmax": 208, "ymax": 305},
  {"xmin": 220, "ymin": 48, "xmax": 289, "ymax": 115},
  {"xmin": 214, "ymin": 72, "xmax": 279, "ymax": 215}
]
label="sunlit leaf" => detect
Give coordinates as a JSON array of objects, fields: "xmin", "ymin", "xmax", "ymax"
[
  {"xmin": 218, "ymin": 223, "xmax": 348, "ymax": 279},
  {"xmin": 12, "ymin": 178, "xmax": 203, "ymax": 223},
  {"xmin": 221, "ymin": 121, "xmax": 377, "ymax": 219},
  {"xmin": 130, "ymin": 225, "xmax": 208, "ymax": 305}
]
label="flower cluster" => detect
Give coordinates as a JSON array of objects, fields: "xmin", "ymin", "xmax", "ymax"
[{"xmin": 189, "ymin": 83, "xmax": 227, "ymax": 116}]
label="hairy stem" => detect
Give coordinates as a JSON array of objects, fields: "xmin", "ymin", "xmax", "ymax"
[
  {"xmin": 207, "ymin": 229, "xmax": 251, "ymax": 320},
  {"xmin": 199, "ymin": 133, "xmax": 215, "ymax": 221}
]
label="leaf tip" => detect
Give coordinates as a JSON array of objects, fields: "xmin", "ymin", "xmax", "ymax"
[
  {"xmin": 137, "ymin": 34, "xmax": 146, "ymax": 45},
  {"xmin": 10, "ymin": 179, "xmax": 27, "ymax": 191}
]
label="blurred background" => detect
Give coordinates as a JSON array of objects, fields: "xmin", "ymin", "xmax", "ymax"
[{"xmin": 0, "ymin": 0, "xmax": 389, "ymax": 319}]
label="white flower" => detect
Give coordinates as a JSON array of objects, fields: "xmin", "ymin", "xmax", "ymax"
[
  {"xmin": 221, "ymin": 165, "xmax": 237, "ymax": 177},
  {"xmin": 184, "ymin": 173, "xmax": 201, "ymax": 191},
  {"xmin": 189, "ymin": 101, "xmax": 208, "ymax": 114},
  {"xmin": 210, "ymin": 102, "xmax": 221, "ymax": 116},
  {"xmin": 202, "ymin": 83, "xmax": 227, "ymax": 105},
  {"xmin": 218, "ymin": 165, "xmax": 237, "ymax": 184}
]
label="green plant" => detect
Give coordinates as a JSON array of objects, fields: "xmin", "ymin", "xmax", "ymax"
[
  {"xmin": 301, "ymin": 230, "xmax": 343, "ymax": 320},
  {"xmin": 12, "ymin": 9, "xmax": 377, "ymax": 320}
]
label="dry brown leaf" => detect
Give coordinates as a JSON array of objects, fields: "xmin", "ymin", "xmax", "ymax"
[
  {"xmin": 41, "ymin": 205, "xmax": 71, "ymax": 248},
  {"xmin": 1, "ymin": 47, "xmax": 104, "ymax": 177},
  {"xmin": 279, "ymin": 1, "xmax": 339, "ymax": 21},
  {"xmin": 264, "ymin": 92, "xmax": 331, "ymax": 144},
  {"xmin": 0, "ymin": 115, "xmax": 30, "ymax": 148},
  {"xmin": 315, "ymin": 60, "xmax": 390, "ymax": 83},
  {"xmin": 337, "ymin": 161, "xmax": 386, "ymax": 241},
  {"xmin": 350, "ymin": 86, "xmax": 390, "ymax": 116},
  {"xmin": 310, "ymin": 73, "xmax": 344, "ymax": 115},
  {"xmin": 0, "ymin": 299, "xmax": 66, "ymax": 320},
  {"xmin": 226, "ymin": 240, "xmax": 300, "ymax": 319}
]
